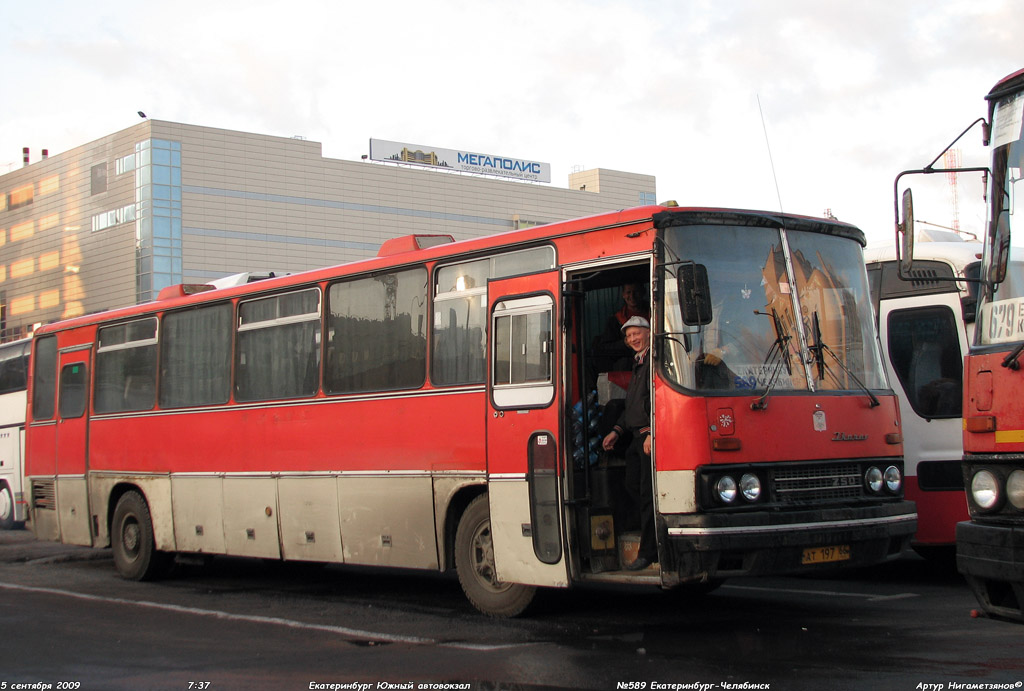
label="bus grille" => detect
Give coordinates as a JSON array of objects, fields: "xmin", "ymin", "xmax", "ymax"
[
  {"xmin": 773, "ymin": 463, "xmax": 863, "ymax": 505},
  {"xmin": 32, "ymin": 480, "xmax": 56, "ymax": 510}
]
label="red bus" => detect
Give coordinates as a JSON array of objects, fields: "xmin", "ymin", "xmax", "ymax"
[
  {"xmin": 25, "ymin": 204, "xmax": 916, "ymax": 616},
  {"xmin": 898, "ymin": 68, "xmax": 1024, "ymax": 622}
]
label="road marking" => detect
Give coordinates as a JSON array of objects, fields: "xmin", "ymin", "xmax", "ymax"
[
  {"xmin": 723, "ymin": 583, "xmax": 920, "ymax": 602},
  {"xmin": 0, "ymin": 581, "xmax": 532, "ymax": 650}
]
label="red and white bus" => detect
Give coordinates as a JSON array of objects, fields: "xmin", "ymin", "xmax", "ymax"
[
  {"xmin": 898, "ymin": 67, "xmax": 1024, "ymax": 622},
  {"xmin": 866, "ymin": 238, "xmax": 980, "ymax": 557},
  {"xmin": 25, "ymin": 204, "xmax": 917, "ymax": 616}
]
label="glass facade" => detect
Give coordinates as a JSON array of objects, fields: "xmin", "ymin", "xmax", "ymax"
[{"xmin": 134, "ymin": 139, "xmax": 182, "ymax": 302}]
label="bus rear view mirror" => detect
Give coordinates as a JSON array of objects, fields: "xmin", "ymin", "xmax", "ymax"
[
  {"xmin": 899, "ymin": 188, "xmax": 915, "ymax": 276},
  {"xmin": 678, "ymin": 263, "xmax": 713, "ymax": 326},
  {"xmin": 990, "ymin": 212, "xmax": 1010, "ymax": 285}
]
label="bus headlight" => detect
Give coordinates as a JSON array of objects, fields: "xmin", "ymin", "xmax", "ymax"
[
  {"xmin": 716, "ymin": 476, "xmax": 737, "ymax": 503},
  {"xmin": 739, "ymin": 473, "xmax": 762, "ymax": 502},
  {"xmin": 884, "ymin": 466, "xmax": 902, "ymax": 493},
  {"xmin": 1007, "ymin": 470, "xmax": 1024, "ymax": 510},
  {"xmin": 865, "ymin": 467, "xmax": 883, "ymax": 494},
  {"xmin": 971, "ymin": 470, "xmax": 1001, "ymax": 511}
]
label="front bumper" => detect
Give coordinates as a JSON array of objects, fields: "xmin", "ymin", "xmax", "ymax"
[
  {"xmin": 660, "ymin": 501, "xmax": 917, "ymax": 585},
  {"xmin": 956, "ymin": 520, "xmax": 1024, "ymax": 623}
]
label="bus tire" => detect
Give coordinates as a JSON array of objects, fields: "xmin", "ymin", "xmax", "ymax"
[
  {"xmin": 455, "ymin": 494, "xmax": 536, "ymax": 617},
  {"xmin": 111, "ymin": 490, "xmax": 167, "ymax": 581},
  {"xmin": 0, "ymin": 482, "xmax": 15, "ymax": 530}
]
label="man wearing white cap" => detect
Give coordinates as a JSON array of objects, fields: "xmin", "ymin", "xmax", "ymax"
[{"xmin": 601, "ymin": 315, "xmax": 657, "ymax": 570}]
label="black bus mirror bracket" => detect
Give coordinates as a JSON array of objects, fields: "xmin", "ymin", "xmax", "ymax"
[
  {"xmin": 894, "ymin": 116, "xmax": 992, "ymax": 280},
  {"xmin": 678, "ymin": 262, "xmax": 713, "ymax": 326}
]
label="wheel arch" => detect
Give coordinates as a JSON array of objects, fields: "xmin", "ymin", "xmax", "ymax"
[
  {"xmin": 91, "ymin": 474, "xmax": 174, "ymax": 551},
  {"xmin": 441, "ymin": 483, "xmax": 487, "ymax": 571}
]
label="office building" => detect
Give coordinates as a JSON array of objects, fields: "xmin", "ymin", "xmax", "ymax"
[{"xmin": 0, "ymin": 120, "xmax": 655, "ymax": 341}]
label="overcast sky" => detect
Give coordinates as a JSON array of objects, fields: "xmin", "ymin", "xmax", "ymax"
[{"xmin": 2, "ymin": 0, "xmax": 1020, "ymax": 246}]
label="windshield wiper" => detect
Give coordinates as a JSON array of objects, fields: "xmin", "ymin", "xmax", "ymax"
[
  {"xmin": 750, "ymin": 308, "xmax": 792, "ymax": 411},
  {"xmin": 1002, "ymin": 341, "xmax": 1024, "ymax": 370},
  {"xmin": 809, "ymin": 312, "xmax": 880, "ymax": 407}
]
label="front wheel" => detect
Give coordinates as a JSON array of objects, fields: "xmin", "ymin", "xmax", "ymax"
[
  {"xmin": 111, "ymin": 490, "xmax": 169, "ymax": 580},
  {"xmin": 455, "ymin": 495, "xmax": 536, "ymax": 617}
]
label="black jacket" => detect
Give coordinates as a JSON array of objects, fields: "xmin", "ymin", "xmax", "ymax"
[{"xmin": 614, "ymin": 348, "xmax": 651, "ymax": 437}]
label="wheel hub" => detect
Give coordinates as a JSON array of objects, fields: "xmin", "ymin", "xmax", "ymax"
[
  {"xmin": 122, "ymin": 521, "xmax": 140, "ymax": 556},
  {"xmin": 472, "ymin": 521, "xmax": 511, "ymax": 592}
]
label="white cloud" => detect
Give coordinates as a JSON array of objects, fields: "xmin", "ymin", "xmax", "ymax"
[{"xmin": 1, "ymin": 0, "xmax": 1019, "ymax": 245}]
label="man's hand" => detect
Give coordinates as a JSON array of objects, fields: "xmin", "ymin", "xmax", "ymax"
[{"xmin": 704, "ymin": 347, "xmax": 725, "ymax": 366}]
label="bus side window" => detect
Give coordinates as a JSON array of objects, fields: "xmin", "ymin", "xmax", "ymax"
[
  {"xmin": 325, "ymin": 268, "xmax": 427, "ymax": 394},
  {"xmin": 32, "ymin": 336, "xmax": 58, "ymax": 420},
  {"xmin": 0, "ymin": 347, "xmax": 27, "ymax": 394},
  {"xmin": 887, "ymin": 306, "xmax": 963, "ymax": 419},
  {"xmin": 160, "ymin": 303, "xmax": 232, "ymax": 409}
]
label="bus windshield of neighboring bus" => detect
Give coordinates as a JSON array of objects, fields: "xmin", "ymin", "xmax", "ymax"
[
  {"xmin": 660, "ymin": 224, "xmax": 886, "ymax": 394},
  {"xmin": 979, "ymin": 88, "xmax": 1024, "ymax": 346}
]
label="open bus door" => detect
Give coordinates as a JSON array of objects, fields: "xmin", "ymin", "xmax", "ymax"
[{"xmin": 485, "ymin": 271, "xmax": 570, "ymax": 588}]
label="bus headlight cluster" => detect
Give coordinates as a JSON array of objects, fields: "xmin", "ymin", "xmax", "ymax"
[
  {"xmin": 969, "ymin": 468, "xmax": 1024, "ymax": 513},
  {"xmin": 715, "ymin": 473, "xmax": 763, "ymax": 504},
  {"xmin": 864, "ymin": 465, "xmax": 902, "ymax": 495}
]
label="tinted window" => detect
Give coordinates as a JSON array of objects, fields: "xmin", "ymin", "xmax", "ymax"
[
  {"xmin": 160, "ymin": 304, "xmax": 232, "ymax": 408},
  {"xmin": 95, "ymin": 318, "xmax": 158, "ymax": 413},
  {"xmin": 0, "ymin": 341, "xmax": 29, "ymax": 395},
  {"xmin": 236, "ymin": 289, "xmax": 321, "ymax": 402},
  {"xmin": 325, "ymin": 269, "xmax": 427, "ymax": 393},
  {"xmin": 432, "ymin": 247, "xmax": 554, "ymax": 387},
  {"xmin": 58, "ymin": 362, "xmax": 87, "ymax": 419},
  {"xmin": 31, "ymin": 336, "xmax": 58, "ymax": 420},
  {"xmin": 887, "ymin": 306, "xmax": 963, "ymax": 418}
]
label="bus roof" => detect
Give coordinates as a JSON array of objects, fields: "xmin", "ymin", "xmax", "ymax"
[{"xmin": 989, "ymin": 67, "xmax": 1024, "ymax": 101}]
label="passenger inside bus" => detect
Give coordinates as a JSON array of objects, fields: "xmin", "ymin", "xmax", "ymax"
[
  {"xmin": 571, "ymin": 271, "xmax": 658, "ymax": 573},
  {"xmin": 600, "ymin": 316, "xmax": 657, "ymax": 571},
  {"xmin": 590, "ymin": 282, "xmax": 650, "ymax": 373}
]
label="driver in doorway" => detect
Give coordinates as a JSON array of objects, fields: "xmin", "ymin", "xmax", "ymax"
[{"xmin": 601, "ymin": 316, "xmax": 657, "ymax": 571}]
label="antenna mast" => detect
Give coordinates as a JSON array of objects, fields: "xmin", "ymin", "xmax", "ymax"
[{"xmin": 757, "ymin": 95, "xmax": 784, "ymax": 214}]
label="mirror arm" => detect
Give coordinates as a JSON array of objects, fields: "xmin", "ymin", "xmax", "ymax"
[{"xmin": 924, "ymin": 118, "xmax": 988, "ymax": 170}]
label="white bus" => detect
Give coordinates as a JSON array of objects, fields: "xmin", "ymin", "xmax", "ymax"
[
  {"xmin": 0, "ymin": 339, "xmax": 30, "ymax": 529},
  {"xmin": 865, "ymin": 235, "xmax": 979, "ymax": 557}
]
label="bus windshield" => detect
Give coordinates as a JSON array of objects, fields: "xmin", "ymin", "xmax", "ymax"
[
  {"xmin": 979, "ymin": 88, "xmax": 1024, "ymax": 346},
  {"xmin": 660, "ymin": 223, "xmax": 886, "ymax": 394}
]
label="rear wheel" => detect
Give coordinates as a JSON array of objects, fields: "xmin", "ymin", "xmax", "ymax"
[
  {"xmin": 0, "ymin": 483, "xmax": 16, "ymax": 530},
  {"xmin": 455, "ymin": 495, "xmax": 536, "ymax": 617},
  {"xmin": 111, "ymin": 491, "xmax": 168, "ymax": 580}
]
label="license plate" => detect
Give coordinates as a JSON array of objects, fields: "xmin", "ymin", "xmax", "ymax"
[{"xmin": 801, "ymin": 544, "xmax": 851, "ymax": 565}]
